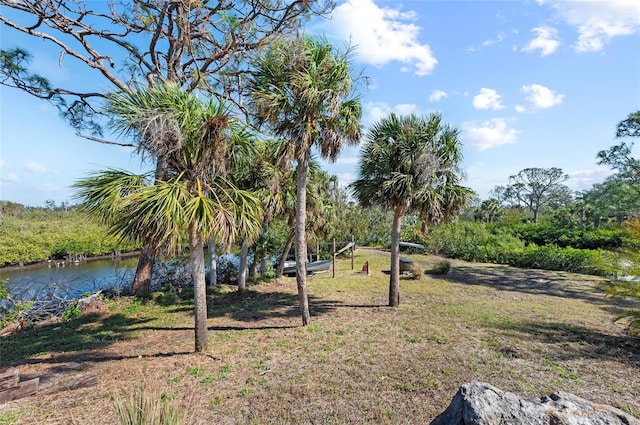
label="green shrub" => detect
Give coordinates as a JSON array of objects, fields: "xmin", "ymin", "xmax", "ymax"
[
  {"xmin": 62, "ymin": 302, "xmax": 83, "ymax": 321},
  {"xmin": 427, "ymin": 222, "xmax": 614, "ymax": 276},
  {"xmin": 512, "ymin": 224, "xmax": 625, "ymax": 250},
  {"xmin": 510, "ymin": 245, "xmax": 614, "ymax": 276},
  {"xmin": 427, "ymin": 222, "xmax": 524, "ymax": 264}
]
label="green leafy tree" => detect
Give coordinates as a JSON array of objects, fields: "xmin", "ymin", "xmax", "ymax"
[
  {"xmin": 75, "ymin": 83, "xmax": 263, "ymax": 352},
  {"xmin": 615, "ymin": 110, "xmax": 640, "ymax": 138},
  {"xmin": 248, "ymin": 35, "xmax": 362, "ymax": 325},
  {"xmin": 1, "ymin": 0, "xmax": 330, "ymax": 296},
  {"xmin": 580, "ymin": 176, "xmax": 640, "ymax": 227},
  {"xmin": 597, "ymin": 111, "xmax": 640, "ymax": 185},
  {"xmin": 504, "ymin": 167, "xmax": 572, "ymax": 223},
  {"xmin": 350, "ymin": 113, "xmax": 470, "ymax": 307}
]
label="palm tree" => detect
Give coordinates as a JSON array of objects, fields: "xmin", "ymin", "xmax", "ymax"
[
  {"xmin": 248, "ymin": 36, "xmax": 362, "ymax": 325},
  {"xmin": 274, "ymin": 160, "xmax": 340, "ymax": 278},
  {"xmin": 234, "ymin": 138, "xmax": 294, "ymax": 281},
  {"xmin": 76, "ymin": 83, "xmax": 263, "ymax": 352},
  {"xmin": 350, "ymin": 113, "xmax": 470, "ymax": 307}
]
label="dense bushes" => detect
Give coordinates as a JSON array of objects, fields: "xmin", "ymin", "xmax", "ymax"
[
  {"xmin": 0, "ymin": 209, "xmax": 138, "ymax": 267},
  {"xmin": 512, "ymin": 224, "xmax": 625, "ymax": 250},
  {"xmin": 427, "ymin": 222, "xmax": 524, "ymax": 263},
  {"xmin": 427, "ymin": 222, "xmax": 615, "ymax": 276}
]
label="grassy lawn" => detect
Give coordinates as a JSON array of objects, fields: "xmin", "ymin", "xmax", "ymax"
[{"xmin": 1, "ymin": 248, "xmax": 639, "ymax": 424}]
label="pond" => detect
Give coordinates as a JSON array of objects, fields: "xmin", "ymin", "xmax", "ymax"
[{"xmin": 1, "ymin": 257, "xmax": 138, "ymax": 302}]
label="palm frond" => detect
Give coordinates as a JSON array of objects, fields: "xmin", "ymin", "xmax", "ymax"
[{"xmin": 73, "ymin": 169, "xmax": 150, "ymax": 225}]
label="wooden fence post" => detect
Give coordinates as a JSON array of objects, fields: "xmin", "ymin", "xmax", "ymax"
[
  {"xmin": 332, "ymin": 238, "xmax": 336, "ymax": 278},
  {"xmin": 351, "ymin": 235, "xmax": 355, "ymax": 270}
]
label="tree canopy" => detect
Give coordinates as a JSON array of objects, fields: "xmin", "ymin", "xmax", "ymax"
[
  {"xmin": 503, "ymin": 167, "xmax": 571, "ymax": 224},
  {"xmin": 350, "ymin": 112, "xmax": 470, "ymax": 307},
  {"xmin": 597, "ymin": 111, "xmax": 640, "ymax": 185},
  {"xmin": 75, "ymin": 83, "xmax": 263, "ymax": 352},
  {"xmin": 0, "ymin": 0, "xmax": 332, "ymax": 136},
  {"xmin": 248, "ymin": 35, "xmax": 362, "ymax": 325}
]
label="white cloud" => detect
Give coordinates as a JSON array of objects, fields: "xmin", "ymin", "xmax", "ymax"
[
  {"xmin": 473, "ymin": 88, "xmax": 504, "ymax": 110},
  {"xmin": 1, "ymin": 172, "xmax": 20, "ymax": 183},
  {"xmin": 567, "ymin": 167, "xmax": 613, "ymax": 191},
  {"xmin": 336, "ymin": 156, "xmax": 360, "ymax": 166},
  {"xmin": 329, "ymin": 0, "xmax": 437, "ymax": 75},
  {"xmin": 522, "ymin": 26, "xmax": 560, "ymax": 56},
  {"xmin": 0, "ymin": 159, "xmax": 5, "ymax": 167},
  {"xmin": 24, "ymin": 161, "xmax": 48, "ymax": 173},
  {"xmin": 515, "ymin": 105, "xmax": 527, "ymax": 113},
  {"xmin": 521, "ymin": 84, "xmax": 564, "ymax": 109},
  {"xmin": 463, "ymin": 118, "xmax": 519, "ymax": 151},
  {"xmin": 363, "ymin": 101, "xmax": 420, "ymax": 125},
  {"xmin": 543, "ymin": 0, "xmax": 640, "ymax": 52},
  {"xmin": 467, "ymin": 32, "xmax": 507, "ymax": 51},
  {"xmin": 429, "ymin": 90, "xmax": 448, "ymax": 102},
  {"xmin": 338, "ymin": 171, "xmax": 357, "ymax": 187},
  {"xmin": 482, "ymin": 32, "xmax": 506, "ymax": 47}
]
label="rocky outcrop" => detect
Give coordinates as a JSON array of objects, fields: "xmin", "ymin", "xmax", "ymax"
[{"xmin": 430, "ymin": 382, "xmax": 639, "ymax": 425}]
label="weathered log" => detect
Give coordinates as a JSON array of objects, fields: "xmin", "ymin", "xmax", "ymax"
[
  {"xmin": 40, "ymin": 373, "xmax": 98, "ymax": 395},
  {"xmin": 0, "ymin": 377, "xmax": 39, "ymax": 403},
  {"xmin": 0, "ymin": 369, "xmax": 19, "ymax": 391}
]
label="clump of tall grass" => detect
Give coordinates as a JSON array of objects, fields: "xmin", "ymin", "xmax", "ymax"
[
  {"xmin": 114, "ymin": 386, "xmax": 183, "ymax": 425},
  {"xmin": 424, "ymin": 261, "xmax": 451, "ymax": 275}
]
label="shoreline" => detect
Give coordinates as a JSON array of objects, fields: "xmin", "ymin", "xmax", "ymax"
[{"xmin": 0, "ymin": 251, "xmax": 140, "ymax": 272}]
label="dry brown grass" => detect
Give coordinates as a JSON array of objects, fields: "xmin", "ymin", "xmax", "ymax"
[{"xmin": 1, "ymin": 248, "xmax": 639, "ymax": 424}]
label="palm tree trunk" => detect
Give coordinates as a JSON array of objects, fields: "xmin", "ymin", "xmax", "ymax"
[
  {"xmin": 420, "ymin": 220, "xmax": 428, "ymax": 235},
  {"xmin": 131, "ymin": 241, "xmax": 155, "ymax": 297},
  {"xmin": 389, "ymin": 206, "xmax": 404, "ymax": 307},
  {"xmin": 190, "ymin": 225, "xmax": 208, "ymax": 352},
  {"xmin": 295, "ymin": 158, "xmax": 311, "ymax": 325},
  {"xmin": 259, "ymin": 256, "xmax": 266, "ymax": 277},
  {"xmin": 238, "ymin": 239, "xmax": 249, "ymax": 291},
  {"xmin": 131, "ymin": 157, "xmax": 171, "ymax": 296},
  {"xmin": 277, "ymin": 230, "xmax": 295, "ymax": 278},
  {"xmin": 208, "ymin": 238, "xmax": 217, "ymax": 286},
  {"xmin": 249, "ymin": 247, "xmax": 258, "ymax": 279}
]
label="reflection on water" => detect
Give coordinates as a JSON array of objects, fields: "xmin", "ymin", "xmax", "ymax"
[{"xmin": 1, "ymin": 257, "xmax": 139, "ymax": 301}]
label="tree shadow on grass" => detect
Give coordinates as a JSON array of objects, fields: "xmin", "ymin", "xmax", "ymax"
[
  {"xmin": 495, "ymin": 319, "xmax": 640, "ymax": 368},
  {"xmin": 312, "ymin": 300, "xmax": 388, "ymax": 309},
  {"xmin": 1, "ymin": 288, "xmax": 353, "ymax": 371},
  {"xmin": 0, "ymin": 312, "xmax": 155, "ymax": 368},
  {"xmin": 206, "ymin": 289, "xmax": 337, "ymax": 322},
  {"xmin": 437, "ymin": 264, "xmax": 639, "ymax": 315}
]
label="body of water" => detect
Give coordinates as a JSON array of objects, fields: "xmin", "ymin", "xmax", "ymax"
[{"xmin": 1, "ymin": 257, "xmax": 139, "ymax": 301}]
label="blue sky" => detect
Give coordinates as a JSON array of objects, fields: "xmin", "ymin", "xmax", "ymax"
[{"xmin": 1, "ymin": 0, "xmax": 639, "ymax": 207}]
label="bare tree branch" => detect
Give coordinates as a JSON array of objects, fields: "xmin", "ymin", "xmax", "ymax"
[
  {"xmin": 1, "ymin": 0, "xmax": 335, "ymax": 134},
  {"xmin": 79, "ymin": 134, "xmax": 137, "ymax": 148}
]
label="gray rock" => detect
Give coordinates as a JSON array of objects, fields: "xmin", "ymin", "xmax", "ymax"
[{"xmin": 430, "ymin": 382, "xmax": 639, "ymax": 425}]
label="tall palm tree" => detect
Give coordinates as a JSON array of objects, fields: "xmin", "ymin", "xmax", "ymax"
[
  {"xmin": 350, "ymin": 113, "xmax": 470, "ymax": 307},
  {"xmin": 76, "ymin": 83, "xmax": 263, "ymax": 352},
  {"xmin": 248, "ymin": 36, "xmax": 362, "ymax": 325},
  {"xmin": 274, "ymin": 160, "xmax": 340, "ymax": 278},
  {"xmin": 235, "ymin": 138, "xmax": 294, "ymax": 281}
]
